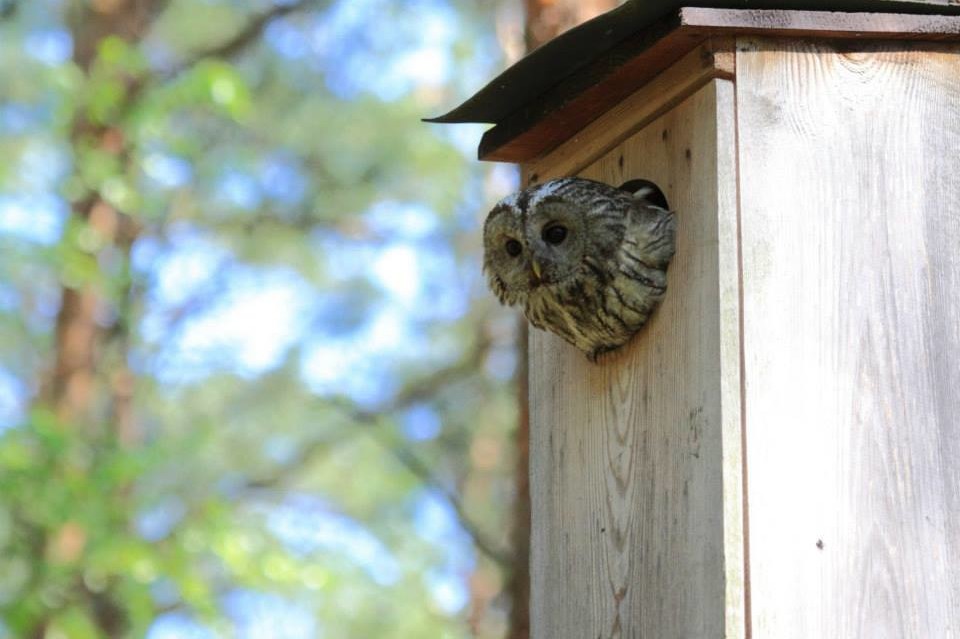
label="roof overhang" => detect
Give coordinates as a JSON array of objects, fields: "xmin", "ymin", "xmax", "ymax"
[{"xmin": 425, "ymin": 0, "xmax": 960, "ymax": 162}]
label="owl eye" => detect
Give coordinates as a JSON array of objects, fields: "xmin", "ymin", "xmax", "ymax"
[
  {"xmin": 505, "ymin": 239, "xmax": 522, "ymax": 257},
  {"xmin": 542, "ymin": 224, "xmax": 568, "ymax": 245}
]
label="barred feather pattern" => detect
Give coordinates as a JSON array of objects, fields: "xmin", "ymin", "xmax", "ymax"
[{"xmin": 482, "ymin": 177, "xmax": 675, "ymax": 361}]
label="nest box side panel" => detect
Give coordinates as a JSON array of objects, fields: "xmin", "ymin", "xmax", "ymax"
[{"xmin": 737, "ymin": 37, "xmax": 960, "ymax": 637}]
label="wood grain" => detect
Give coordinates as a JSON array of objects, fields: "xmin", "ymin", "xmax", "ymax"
[
  {"xmin": 480, "ymin": 8, "xmax": 960, "ymax": 163},
  {"xmin": 736, "ymin": 38, "xmax": 960, "ymax": 637},
  {"xmin": 714, "ymin": 77, "xmax": 747, "ymax": 639},
  {"xmin": 681, "ymin": 6, "xmax": 960, "ymax": 39},
  {"xmin": 528, "ymin": 80, "xmax": 745, "ymax": 639}
]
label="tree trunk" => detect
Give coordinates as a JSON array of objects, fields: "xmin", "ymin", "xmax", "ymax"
[
  {"xmin": 523, "ymin": 0, "xmax": 618, "ymax": 52},
  {"xmin": 31, "ymin": 2, "xmax": 164, "ymax": 637},
  {"xmin": 44, "ymin": 0, "xmax": 159, "ymax": 426},
  {"xmin": 508, "ymin": 6, "xmax": 620, "ymax": 639}
]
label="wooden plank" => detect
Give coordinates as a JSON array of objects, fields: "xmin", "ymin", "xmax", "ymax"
[
  {"xmin": 526, "ymin": 39, "xmax": 734, "ymax": 183},
  {"xmin": 713, "ymin": 77, "xmax": 747, "ymax": 639},
  {"xmin": 529, "ymin": 80, "xmax": 745, "ymax": 639},
  {"xmin": 480, "ymin": 8, "xmax": 960, "ymax": 164},
  {"xmin": 682, "ymin": 6, "xmax": 960, "ymax": 38},
  {"xmin": 736, "ymin": 38, "xmax": 960, "ymax": 637}
]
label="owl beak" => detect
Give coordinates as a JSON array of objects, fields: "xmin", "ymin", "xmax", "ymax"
[{"xmin": 531, "ymin": 258, "xmax": 543, "ymax": 283}]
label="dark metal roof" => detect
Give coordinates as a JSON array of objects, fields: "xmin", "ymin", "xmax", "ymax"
[{"xmin": 426, "ymin": 0, "xmax": 960, "ymax": 126}]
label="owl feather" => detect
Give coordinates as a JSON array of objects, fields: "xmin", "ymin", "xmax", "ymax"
[{"xmin": 482, "ymin": 177, "xmax": 675, "ymax": 361}]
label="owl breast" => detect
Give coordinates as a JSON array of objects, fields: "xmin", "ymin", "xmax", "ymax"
[{"xmin": 524, "ymin": 254, "xmax": 668, "ymax": 361}]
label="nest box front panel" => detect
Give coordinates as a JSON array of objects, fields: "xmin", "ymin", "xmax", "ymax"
[{"xmin": 528, "ymin": 79, "xmax": 745, "ymax": 639}]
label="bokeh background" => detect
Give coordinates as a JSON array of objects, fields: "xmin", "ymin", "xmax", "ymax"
[{"xmin": 0, "ymin": 0, "xmax": 617, "ymax": 637}]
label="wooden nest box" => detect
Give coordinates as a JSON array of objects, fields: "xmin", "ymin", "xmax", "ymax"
[{"xmin": 431, "ymin": 2, "xmax": 960, "ymax": 637}]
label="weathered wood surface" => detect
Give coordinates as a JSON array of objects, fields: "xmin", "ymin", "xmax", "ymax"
[
  {"xmin": 713, "ymin": 78, "xmax": 746, "ymax": 639},
  {"xmin": 480, "ymin": 7, "xmax": 960, "ymax": 163},
  {"xmin": 528, "ymin": 80, "xmax": 745, "ymax": 639},
  {"xmin": 683, "ymin": 6, "xmax": 960, "ymax": 39},
  {"xmin": 736, "ymin": 38, "xmax": 960, "ymax": 637}
]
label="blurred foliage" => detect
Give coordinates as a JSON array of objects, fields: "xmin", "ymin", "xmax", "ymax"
[{"xmin": 0, "ymin": 0, "xmax": 522, "ymax": 637}]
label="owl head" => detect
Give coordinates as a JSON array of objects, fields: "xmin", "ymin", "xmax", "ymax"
[{"xmin": 483, "ymin": 177, "xmax": 647, "ymax": 307}]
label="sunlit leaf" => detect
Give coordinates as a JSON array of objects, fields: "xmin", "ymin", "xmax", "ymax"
[{"xmin": 48, "ymin": 606, "xmax": 100, "ymax": 639}]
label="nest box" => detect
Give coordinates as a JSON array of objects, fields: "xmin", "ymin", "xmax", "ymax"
[{"xmin": 431, "ymin": 2, "xmax": 960, "ymax": 637}]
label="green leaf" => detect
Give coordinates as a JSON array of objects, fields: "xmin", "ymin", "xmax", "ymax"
[
  {"xmin": 95, "ymin": 36, "xmax": 148, "ymax": 75},
  {"xmin": 48, "ymin": 606, "xmax": 100, "ymax": 639},
  {"xmin": 86, "ymin": 77, "xmax": 127, "ymax": 125}
]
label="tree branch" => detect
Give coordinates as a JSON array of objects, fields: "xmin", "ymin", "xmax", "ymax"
[
  {"xmin": 365, "ymin": 426, "xmax": 513, "ymax": 568},
  {"xmin": 243, "ymin": 334, "xmax": 512, "ymax": 567},
  {"xmin": 160, "ymin": 0, "xmax": 323, "ymax": 81},
  {"xmin": 247, "ymin": 336, "xmax": 490, "ymax": 494},
  {"xmin": 110, "ymin": 0, "xmax": 323, "ymax": 122},
  {"xmin": 0, "ymin": 0, "xmax": 19, "ymax": 20},
  {"xmin": 351, "ymin": 339, "xmax": 494, "ymax": 422},
  {"xmin": 247, "ymin": 333, "xmax": 492, "ymax": 489}
]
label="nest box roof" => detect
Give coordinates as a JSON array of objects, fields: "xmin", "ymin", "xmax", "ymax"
[{"xmin": 425, "ymin": 0, "xmax": 960, "ymax": 162}]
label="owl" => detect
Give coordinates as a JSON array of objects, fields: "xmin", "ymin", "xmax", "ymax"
[{"xmin": 483, "ymin": 177, "xmax": 675, "ymax": 361}]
